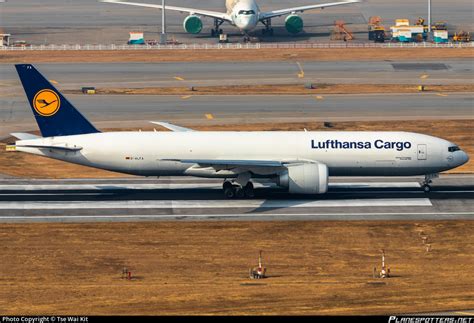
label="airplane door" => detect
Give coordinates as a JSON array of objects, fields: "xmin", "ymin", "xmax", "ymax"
[{"xmin": 417, "ymin": 144, "xmax": 427, "ymax": 160}]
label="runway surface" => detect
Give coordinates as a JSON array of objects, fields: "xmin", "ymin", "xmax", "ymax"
[
  {"xmin": 0, "ymin": 175, "xmax": 472, "ymax": 222},
  {"xmin": 1, "ymin": 0, "xmax": 472, "ymax": 44}
]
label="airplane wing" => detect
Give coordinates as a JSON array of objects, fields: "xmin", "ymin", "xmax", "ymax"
[
  {"xmin": 100, "ymin": 0, "xmax": 231, "ymax": 21},
  {"xmin": 260, "ymin": 0, "xmax": 360, "ymax": 20},
  {"xmin": 150, "ymin": 121, "xmax": 195, "ymax": 132},
  {"xmin": 163, "ymin": 159, "xmax": 285, "ymax": 168},
  {"xmin": 161, "ymin": 158, "xmax": 319, "ymax": 176}
]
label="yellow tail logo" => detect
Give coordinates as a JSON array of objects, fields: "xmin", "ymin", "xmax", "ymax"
[{"xmin": 33, "ymin": 89, "xmax": 61, "ymax": 116}]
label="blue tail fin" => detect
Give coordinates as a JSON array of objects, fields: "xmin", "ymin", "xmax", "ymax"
[{"xmin": 15, "ymin": 64, "xmax": 100, "ymax": 137}]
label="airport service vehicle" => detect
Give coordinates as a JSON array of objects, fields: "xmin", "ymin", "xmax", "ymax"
[
  {"xmin": 11, "ymin": 64, "xmax": 469, "ymax": 198},
  {"xmin": 100, "ymin": 0, "xmax": 360, "ymax": 39}
]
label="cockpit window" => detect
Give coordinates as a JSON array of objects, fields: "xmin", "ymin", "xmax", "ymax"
[
  {"xmin": 448, "ymin": 146, "xmax": 460, "ymax": 152},
  {"xmin": 238, "ymin": 10, "xmax": 255, "ymax": 15}
]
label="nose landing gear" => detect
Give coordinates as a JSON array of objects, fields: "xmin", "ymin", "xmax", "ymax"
[
  {"xmin": 421, "ymin": 173, "xmax": 439, "ymax": 193},
  {"xmin": 223, "ymin": 181, "xmax": 255, "ymax": 199}
]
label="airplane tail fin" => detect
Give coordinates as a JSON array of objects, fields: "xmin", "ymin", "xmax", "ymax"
[{"xmin": 15, "ymin": 64, "xmax": 100, "ymax": 137}]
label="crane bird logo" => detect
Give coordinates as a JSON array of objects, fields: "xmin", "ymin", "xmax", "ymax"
[{"xmin": 33, "ymin": 89, "xmax": 61, "ymax": 116}]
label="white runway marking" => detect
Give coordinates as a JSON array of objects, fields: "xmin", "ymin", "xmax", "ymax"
[
  {"xmin": 0, "ymin": 198, "xmax": 432, "ymax": 209},
  {"xmin": 0, "ymin": 211, "xmax": 471, "ymax": 223},
  {"xmin": 0, "ymin": 182, "xmax": 421, "ymax": 191}
]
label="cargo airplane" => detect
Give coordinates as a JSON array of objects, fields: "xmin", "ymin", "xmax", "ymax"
[
  {"xmin": 11, "ymin": 64, "xmax": 469, "ymax": 198},
  {"xmin": 100, "ymin": 0, "xmax": 360, "ymax": 39}
]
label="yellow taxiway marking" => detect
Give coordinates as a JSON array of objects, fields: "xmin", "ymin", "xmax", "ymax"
[
  {"xmin": 49, "ymin": 79, "xmax": 59, "ymax": 84},
  {"xmin": 181, "ymin": 95, "xmax": 192, "ymax": 100},
  {"xmin": 315, "ymin": 95, "xmax": 324, "ymax": 100},
  {"xmin": 174, "ymin": 76, "xmax": 185, "ymax": 81},
  {"xmin": 296, "ymin": 62, "xmax": 305, "ymax": 78},
  {"xmin": 205, "ymin": 113, "xmax": 214, "ymax": 120},
  {"xmin": 420, "ymin": 74, "xmax": 429, "ymax": 79},
  {"xmin": 436, "ymin": 93, "xmax": 448, "ymax": 97}
]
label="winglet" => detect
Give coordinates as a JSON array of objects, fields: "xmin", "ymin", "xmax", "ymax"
[{"xmin": 150, "ymin": 121, "xmax": 195, "ymax": 132}]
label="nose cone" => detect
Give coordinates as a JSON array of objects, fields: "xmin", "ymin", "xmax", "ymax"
[{"xmin": 458, "ymin": 151, "xmax": 470, "ymax": 166}]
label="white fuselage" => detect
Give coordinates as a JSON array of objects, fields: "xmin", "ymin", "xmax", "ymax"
[
  {"xmin": 16, "ymin": 131, "xmax": 469, "ymax": 178},
  {"xmin": 226, "ymin": 0, "xmax": 260, "ymax": 32}
]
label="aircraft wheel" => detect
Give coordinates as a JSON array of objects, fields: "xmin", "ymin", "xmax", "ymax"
[
  {"xmin": 244, "ymin": 182, "xmax": 255, "ymax": 198},
  {"xmin": 223, "ymin": 181, "xmax": 233, "ymax": 191},
  {"xmin": 422, "ymin": 184, "xmax": 431, "ymax": 193},
  {"xmin": 219, "ymin": 29, "xmax": 223, "ymax": 34},
  {"xmin": 211, "ymin": 30, "xmax": 216, "ymax": 37},
  {"xmin": 224, "ymin": 187, "xmax": 235, "ymax": 199},
  {"xmin": 269, "ymin": 28, "xmax": 274, "ymax": 36},
  {"xmin": 235, "ymin": 187, "xmax": 245, "ymax": 199}
]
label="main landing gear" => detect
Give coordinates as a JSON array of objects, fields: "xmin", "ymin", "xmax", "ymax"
[
  {"xmin": 261, "ymin": 18, "xmax": 274, "ymax": 36},
  {"xmin": 211, "ymin": 18, "xmax": 225, "ymax": 37},
  {"xmin": 421, "ymin": 173, "xmax": 439, "ymax": 193},
  {"xmin": 223, "ymin": 181, "xmax": 255, "ymax": 199}
]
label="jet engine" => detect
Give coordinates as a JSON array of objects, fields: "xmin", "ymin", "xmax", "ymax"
[
  {"xmin": 277, "ymin": 163, "xmax": 328, "ymax": 194},
  {"xmin": 285, "ymin": 14, "xmax": 304, "ymax": 34},
  {"xmin": 183, "ymin": 15, "xmax": 203, "ymax": 34}
]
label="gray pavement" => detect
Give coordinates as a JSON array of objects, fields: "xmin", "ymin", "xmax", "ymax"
[
  {"xmin": 0, "ymin": 0, "xmax": 472, "ymax": 45},
  {"xmin": 2, "ymin": 61, "xmax": 473, "ymax": 92},
  {"xmin": 0, "ymin": 175, "xmax": 472, "ymax": 222},
  {"xmin": 1, "ymin": 92, "xmax": 473, "ymax": 138}
]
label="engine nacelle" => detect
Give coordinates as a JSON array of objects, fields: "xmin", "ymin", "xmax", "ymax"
[
  {"xmin": 183, "ymin": 15, "xmax": 203, "ymax": 34},
  {"xmin": 278, "ymin": 163, "xmax": 328, "ymax": 194},
  {"xmin": 285, "ymin": 14, "xmax": 304, "ymax": 34}
]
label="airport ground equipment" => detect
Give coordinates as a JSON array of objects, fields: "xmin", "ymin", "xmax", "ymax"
[
  {"xmin": 431, "ymin": 21, "xmax": 447, "ymax": 31},
  {"xmin": 0, "ymin": 33, "xmax": 11, "ymax": 47},
  {"xmin": 128, "ymin": 31, "xmax": 145, "ymax": 44},
  {"xmin": 415, "ymin": 17, "xmax": 425, "ymax": 26},
  {"xmin": 331, "ymin": 20, "xmax": 354, "ymax": 41},
  {"xmin": 391, "ymin": 25, "xmax": 426, "ymax": 42},
  {"xmin": 249, "ymin": 251, "xmax": 266, "ymax": 279},
  {"xmin": 453, "ymin": 31, "xmax": 470, "ymax": 42},
  {"xmin": 219, "ymin": 34, "xmax": 229, "ymax": 43},
  {"xmin": 81, "ymin": 87, "xmax": 96, "ymax": 95},
  {"xmin": 368, "ymin": 16, "xmax": 385, "ymax": 42},
  {"xmin": 10, "ymin": 65, "xmax": 469, "ymax": 199},
  {"xmin": 433, "ymin": 30, "xmax": 448, "ymax": 43}
]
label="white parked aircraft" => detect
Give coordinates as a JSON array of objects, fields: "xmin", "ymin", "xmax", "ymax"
[
  {"xmin": 12, "ymin": 64, "xmax": 469, "ymax": 198},
  {"xmin": 100, "ymin": 0, "xmax": 360, "ymax": 38}
]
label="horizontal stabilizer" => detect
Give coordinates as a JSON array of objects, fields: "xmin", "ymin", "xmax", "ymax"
[
  {"xmin": 10, "ymin": 133, "xmax": 41, "ymax": 140},
  {"xmin": 16, "ymin": 143, "xmax": 83, "ymax": 151},
  {"xmin": 150, "ymin": 121, "xmax": 195, "ymax": 132}
]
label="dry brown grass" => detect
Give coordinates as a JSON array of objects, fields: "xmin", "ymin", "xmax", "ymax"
[
  {"xmin": 0, "ymin": 221, "xmax": 473, "ymax": 315},
  {"xmin": 1, "ymin": 47, "xmax": 472, "ymax": 63},
  {"xmin": 1, "ymin": 119, "xmax": 472, "ymax": 178},
  {"xmin": 64, "ymin": 84, "xmax": 474, "ymax": 96}
]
